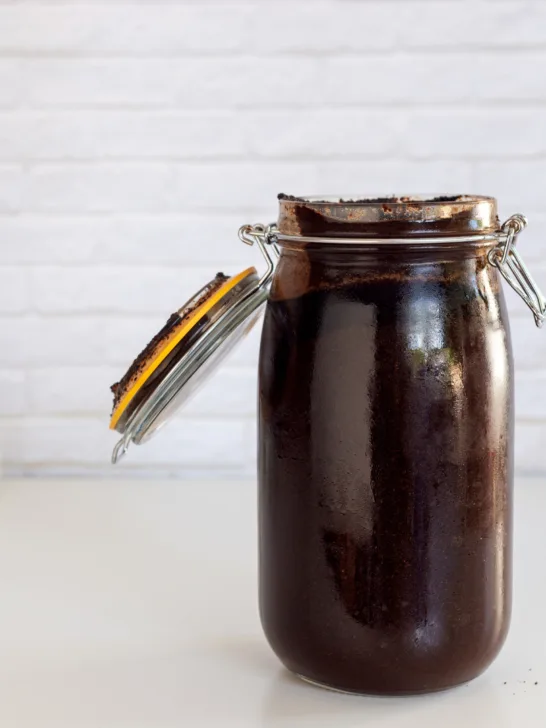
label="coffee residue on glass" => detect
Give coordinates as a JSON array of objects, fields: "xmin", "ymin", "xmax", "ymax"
[{"xmin": 111, "ymin": 272, "xmax": 228, "ymax": 410}]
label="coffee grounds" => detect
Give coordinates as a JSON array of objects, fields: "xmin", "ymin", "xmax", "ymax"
[
  {"xmin": 111, "ymin": 272, "xmax": 228, "ymax": 411},
  {"xmin": 258, "ymin": 257, "xmax": 511, "ymax": 694}
]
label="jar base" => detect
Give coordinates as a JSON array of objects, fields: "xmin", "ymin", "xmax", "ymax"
[
  {"xmin": 296, "ymin": 673, "xmax": 367, "ymax": 696},
  {"xmin": 294, "ymin": 671, "xmax": 471, "ymax": 697}
]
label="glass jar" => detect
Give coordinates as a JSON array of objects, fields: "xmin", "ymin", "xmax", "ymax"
[
  {"xmin": 109, "ymin": 194, "xmax": 545, "ymax": 696},
  {"xmin": 260, "ymin": 195, "xmax": 516, "ymax": 695}
]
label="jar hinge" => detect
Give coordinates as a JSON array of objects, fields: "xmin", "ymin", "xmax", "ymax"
[
  {"xmin": 238, "ymin": 223, "xmax": 279, "ymax": 288},
  {"xmin": 488, "ymin": 214, "xmax": 546, "ymax": 328}
]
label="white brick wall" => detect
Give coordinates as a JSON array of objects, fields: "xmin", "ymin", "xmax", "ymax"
[{"xmin": 1, "ymin": 0, "xmax": 546, "ymax": 478}]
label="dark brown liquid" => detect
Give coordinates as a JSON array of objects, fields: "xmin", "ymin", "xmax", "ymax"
[{"xmin": 258, "ymin": 245, "xmax": 513, "ymax": 694}]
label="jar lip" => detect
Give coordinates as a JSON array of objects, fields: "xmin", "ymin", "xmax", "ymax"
[
  {"xmin": 278, "ymin": 193, "xmax": 496, "ymax": 206},
  {"xmin": 277, "ymin": 193, "xmax": 499, "ymax": 239}
]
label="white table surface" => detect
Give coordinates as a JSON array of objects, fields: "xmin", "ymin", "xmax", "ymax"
[{"xmin": 0, "ymin": 477, "xmax": 543, "ymax": 727}]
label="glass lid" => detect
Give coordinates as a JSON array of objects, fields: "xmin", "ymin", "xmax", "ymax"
[{"xmin": 110, "ymin": 225, "xmax": 278, "ymax": 464}]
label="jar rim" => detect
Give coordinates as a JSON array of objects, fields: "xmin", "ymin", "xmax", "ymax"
[
  {"xmin": 278, "ymin": 193, "xmax": 495, "ymax": 206},
  {"xmin": 277, "ymin": 193, "xmax": 499, "ymax": 239}
]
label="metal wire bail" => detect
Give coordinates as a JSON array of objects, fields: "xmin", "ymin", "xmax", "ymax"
[
  {"xmin": 239, "ymin": 217, "xmax": 546, "ymax": 328},
  {"xmin": 238, "ymin": 223, "xmax": 279, "ymax": 288},
  {"xmin": 488, "ymin": 214, "xmax": 546, "ymax": 328}
]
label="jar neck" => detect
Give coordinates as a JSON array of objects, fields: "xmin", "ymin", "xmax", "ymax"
[{"xmin": 277, "ymin": 239, "xmax": 496, "ymax": 265}]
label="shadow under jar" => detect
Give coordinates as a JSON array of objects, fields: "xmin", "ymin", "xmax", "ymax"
[{"xmin": 258, "ymin": 195, "xmax": 515, "ymax": 695}]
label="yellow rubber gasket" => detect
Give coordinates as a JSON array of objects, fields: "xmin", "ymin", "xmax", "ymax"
[{"xmin": 110, "ymin": 267, "xmax": 257, "ymax": 431}]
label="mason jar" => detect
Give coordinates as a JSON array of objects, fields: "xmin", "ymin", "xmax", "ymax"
[{"xmin": 109, "ymin": 194, "xmax": 545, "ymax": 695}]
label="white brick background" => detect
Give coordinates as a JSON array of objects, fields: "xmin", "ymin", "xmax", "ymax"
[{"xmin": 1, "ymin": 0, "xmax": 546, "ymax": 478}]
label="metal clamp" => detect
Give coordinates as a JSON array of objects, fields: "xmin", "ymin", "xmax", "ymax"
[
  {"xmin": 240, "ymin": 217, "xmax": 546, "ymax": 328},
  {"xmin": 238, "ymin": 223, "xmax": 279, "ymax": 288},
  {"xmin": 488, "ymin": 214, "xmax": 546, "ymax": 328}
]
